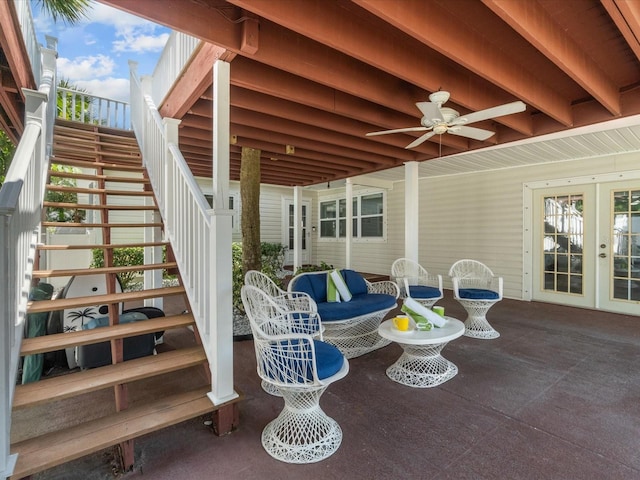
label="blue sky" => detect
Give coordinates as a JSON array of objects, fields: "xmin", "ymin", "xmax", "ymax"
[{"xmin": 31, "ymin": 1, "xmax": 171, "ymax": 102}]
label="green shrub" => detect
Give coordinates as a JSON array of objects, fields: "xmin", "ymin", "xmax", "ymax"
[
  {"xmin": 294, "ymin": 261, "xmax": 333, "ymax": 275},
  {"xmin": 232, "ymin": 242, "xmax": 286, "ymax": 312},
  {"xmin": 91, "ymin": 246, "xmax": 170, "ymax": 290}
]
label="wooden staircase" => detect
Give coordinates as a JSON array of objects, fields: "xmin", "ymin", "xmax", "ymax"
[{"xmin": 10, "ymin": 120, "xmax": 241, "ymax": 479}]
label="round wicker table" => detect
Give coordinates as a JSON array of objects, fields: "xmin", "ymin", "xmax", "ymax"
[{"xmin": 378, "ymin": 317, "xmax": 465, "ymax": 388}]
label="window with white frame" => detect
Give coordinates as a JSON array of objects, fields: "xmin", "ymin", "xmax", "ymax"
[
  {"xmin": 319, "ymin": 191, "xmax": 385, "ymax": 240},
  {"xmin": 205, "ymin": 193, "xmax": 240, "ymax": 233}
]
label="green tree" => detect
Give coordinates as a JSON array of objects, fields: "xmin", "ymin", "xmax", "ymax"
[
  {"xmin": 57, "ymin": 78, "xmax": 93, "ymax": 122},
  {"xmin": 0, "ymin": 130, "xmax": 16, "ymax": 188},
  {"xmin": 36, "ymin": 0, "xmax": 93, "ymax": 24}
]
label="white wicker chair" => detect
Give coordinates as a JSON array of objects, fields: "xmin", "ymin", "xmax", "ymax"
[
  {"xmin": 241, "ymin": 285, "xmax": 349, "ymax": 464},
  {"xmin": 391, "ymin": 258, "xmax": 443, "ymax": 308},
  {"xmin": 245, "ymin": 270, "xmax": 317, "ymax": 313},
  {"xmin": 449, "ymin": 259, "xmax": 503, "ymax": 339},
  {"xmin": 242, "ymin": 284, "xmax": 321, "ymax": 396}
]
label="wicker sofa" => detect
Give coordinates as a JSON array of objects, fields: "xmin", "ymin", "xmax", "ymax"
[{"xmin": 287, "ymin": 269, "xmax": 399, "ymax": 358}]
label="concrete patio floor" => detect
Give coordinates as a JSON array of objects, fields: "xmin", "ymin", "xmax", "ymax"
[{"xmin": 31, "ymin": 291, "xmax": 640, "ymax": 479}]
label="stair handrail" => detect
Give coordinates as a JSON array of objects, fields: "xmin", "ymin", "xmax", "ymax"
[
  {"xmin": 0, "ymin": 43, "xmax": 57, "ymax": 478},
  {"xmin": 130, "ymin": 66, "xmax": 237, "ymax": 405}
]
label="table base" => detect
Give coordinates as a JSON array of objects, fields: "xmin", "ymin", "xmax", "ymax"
[{"xmin": 385, "ymin": 343, "xmax": 458, "ymax": 388}]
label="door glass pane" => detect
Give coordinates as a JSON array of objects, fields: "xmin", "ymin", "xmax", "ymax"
[
  {"xmin": 612, "ymin": 189, "xmax": 640, "ymax": 300},
  {"xmin": 542, "ymin": 194, "xmax": 584, "ymax": 294}
]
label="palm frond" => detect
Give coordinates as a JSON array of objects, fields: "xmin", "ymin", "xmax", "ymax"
[{"xmin": 37, "ymin": 0, "xmax": 93, "ymax": 25}]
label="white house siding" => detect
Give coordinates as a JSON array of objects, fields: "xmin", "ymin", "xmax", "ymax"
[
  {"xmin": 310, "ymin": 152, "xmax": 639, "ymax": 300},
  {"xmin": 196, "ymin": 178, "xmax": 314, "ymax": 248}
]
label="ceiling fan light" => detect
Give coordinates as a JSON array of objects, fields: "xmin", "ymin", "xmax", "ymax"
[
  {"xmin": 428, "ymin": 90, "xmax": 450, "ymax": 104},
  {"xmin": 433, "ymin": 124, "xmax": 448, "ymax": 135}
]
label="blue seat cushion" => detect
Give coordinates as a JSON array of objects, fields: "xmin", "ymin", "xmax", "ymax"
[
  {"xmin": 268, "ymin": 339, "xmax": 344, "ymax": 382},
  {"xmin": 459, "ymin": 288, "xmax": 499, "ymax": 300},
  {"xmin": 316, "ymin": 293, "xmax": 396, "ymax": 322},
  {"xmin": 407, "ymin": 285, "xmax": 441, "ymax": 299}
]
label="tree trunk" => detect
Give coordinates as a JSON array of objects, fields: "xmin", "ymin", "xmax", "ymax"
[{"xmin": 240, "ymin": 147, "xmax": 261, "ymax": 274}]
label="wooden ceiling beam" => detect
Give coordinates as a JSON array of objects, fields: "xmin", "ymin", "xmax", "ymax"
[
  {"xmin": 217, "ymin": 57, "xmax": 469, "ymax": 150},
  {"xmin": 482, "ymin": 0, "xmax": 620, "ymax": 117},
  {"xmin": 349, "ymin": 0, "xmax": 568, "ymax": 126},
  {"xmin": 228, "ymin": 107, "xmax": 416, "ymax": 163},
  {"xmin": 194, "ymin": 88, "xmax": 442, "ymax": 156},
  {"xmin": 159, "ymin": 42, "xmax": 236, "ymax": 118},
  {"xmin": 228, "ymin": 0, "xmax": 534, "ymax": 135},
  {"xmin": 228, "ymin": 123, "xmax": 391, "ymax": 169},
  {"xmin": 601, "ymin": 0, "xmax": 640, "ymax": 63}
]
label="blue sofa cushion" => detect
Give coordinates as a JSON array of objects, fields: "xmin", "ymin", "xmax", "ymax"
[
  {"xmin": 317, "ymin": 293, "xmax": 396, "ymax": 322},
  {"xmin": 267, "ymin": 339, "xmax": 344, "ymax": 382},
  {"xmin": 407, "ymin": 285, "xmax": 441, "ymax": 299},
  {"xmin": 341, "ymin": 269, "xmax": 368, "ymax": 295},
  {"xmin": 292, "ymin": 274, "xmax": 328, "ymax": 302},
  {"xmin": 459, "ymin": 288, "xmax": 499, "ymax": 300}
]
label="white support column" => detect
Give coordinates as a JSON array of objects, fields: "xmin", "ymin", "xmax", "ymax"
[
  {"xmin": 346, "ymin": 178, "xmax": 353, "ymax": 268},
  {"xmin": 404, "ymin": 162, "xmax": 419, "ymax": 262},
  {"xmin": 293, "ymin": 186, "xmax": 302, "ymax": 272},
  {"xmin": 208, "ymin": 59, "xmax": 237, "ymax": 404}
]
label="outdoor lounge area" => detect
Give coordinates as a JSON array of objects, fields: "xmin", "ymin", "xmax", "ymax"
[{"xmin": 28, "ymin": 291, "xmax": 640, "ymax": 480}]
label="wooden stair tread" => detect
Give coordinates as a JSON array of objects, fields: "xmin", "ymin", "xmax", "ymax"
[
  {"xmin": 43, "ymin": 201, "xmax": 158, "ymax": 211},
  {"xmin": 27, "ymin": 286, "xmax": 186, "ymax": 314},
  {"xmin": 21, "ymin": 313, "xmax": 194, "ymax": 355},
  {"xmin": 14, "ymin": 346, "xmax": 207, "ymax": 409},
  {"xmin": 50, "ymin": 158, "xmax": 143, "ymax": 171},
  {"xmin": 46, "ymin": 185, "xmax": 152, "ymax": 196},
  {"xmin": 48, "ymin": 171, "xmax": 149, "ymax": 183},
  {"xmin": 10, "ymin": 386, "xmax": 236, "ymax": 479},
  {"xmin": 37, "ymin": 241, "xmax": 169, "ymax": 251},
  {"xmin": 33, "ymin": 262, "xmax": 177, "ymax": 278},
  {"xmin": 41, "ymin": 221, "xmax": 163, "ymax": 228}
]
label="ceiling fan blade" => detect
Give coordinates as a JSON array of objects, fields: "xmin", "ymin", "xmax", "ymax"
[
  {"xmin": 366, "ymin": 126, "xmax": 428, "ymax": 137},
  {"xmin": 451, "ymin": 101, "xmax": 526, "ymax": 125},
  {"xmin": 405, "ymin": 131, "xmax": 436, "ymax": 149},
  {"xmin": 415, "ymin": 101, "xmax": 444, "ymax": 122},
  {"xmin": 448, "ymin": 125, "xmax": 495, "ymax": 141}
]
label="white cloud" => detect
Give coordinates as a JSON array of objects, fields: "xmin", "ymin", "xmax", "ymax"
[
  {"xmin": 113, "ymin": 32, "xmax": 170, "ymax": 54},
  {"xmin": 57, "ymin": 54, "xmax": 116, "ymax": 81},
  {"xmin": 75, "ymin": 77, "xmax": 130, "ymax": 103}
]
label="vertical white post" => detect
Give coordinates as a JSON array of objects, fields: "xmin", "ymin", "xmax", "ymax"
[
  {"xmin": 345, "ymin": 178, "xmax": 353, "ymax": 268},
  {"xmin": 405, "ymin": 162, "xmax": 419, "ymax": 262},
  {"xmin": 208, "ymin": 59, "xmax": 237, "ymax": 404},
  {"xmin": 293, "ymin": 186, "xmax": 302, "ymax": 271}
]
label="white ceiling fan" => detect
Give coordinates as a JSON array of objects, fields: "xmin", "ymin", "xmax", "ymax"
[{"xmin": 366, "ymin": 91, "xmax": 526, "ymax": 149}]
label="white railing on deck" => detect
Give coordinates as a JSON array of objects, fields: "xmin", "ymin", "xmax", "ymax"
[
  {"xmin": 57, "ymin": 87, "xmax": 131, "ymax": 130},
  {"xmin": 0, "ymin": 44, "xmax": 57, "ymax": 479},
  {"xmin": 150, "ymin": 31, "xmax": 201, "ymax": 107},
  {"xmin": 12, "ymin": 0, "xmax": 41, "ymax": 87}
]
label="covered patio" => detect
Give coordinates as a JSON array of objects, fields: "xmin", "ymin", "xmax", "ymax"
[{"xmin": 32, "ymin": 292, "xmax": 640, "ymax": 479}]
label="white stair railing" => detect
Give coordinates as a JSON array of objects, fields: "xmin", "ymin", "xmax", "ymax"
[
  {"xmin": 57, "ymin": 87, "xmax": 131, "ymax": 130},
  {"xmin": 130, "ymin": 66, "xmax": 237, "ymax": 405},
  {"xmin": 0, "ymin": 42, "xmax": 57, "ymax": 479}
]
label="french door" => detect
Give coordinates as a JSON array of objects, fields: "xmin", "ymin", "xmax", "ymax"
[
  {"xmin": 282, "ymin": 200, "xmax": 310, "ymax": 266},
  {"xmin": 532, "ymin": 180, "xmax": 640, "ymax": 314}
]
